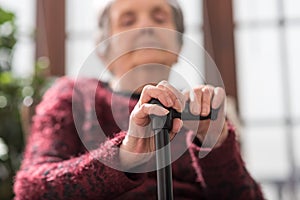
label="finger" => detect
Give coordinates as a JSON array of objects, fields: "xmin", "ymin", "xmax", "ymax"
[
  {"xmin": 157, "ymin": 84, "xmax": 179, "ymax": 109},
  {"xmin": 212, "ymin": 87, "xmax": 226, "ymax": 109},
  {"xmin": 157, "ymin": 80, "xmax": 182, "ymax": 98},
  {"xmin": 157, "ymin": 81, "xmax": 185, "ymax": 112},
  {"xmin": 183, "ymin": 90, "xmax": 190, "ymax": 102},
  {"xmin": 183, "ymin": 90, "xmax": 191, "ymax": 113},
  {"xmin": 133, "ymin": 104, "xmax": 169, "ymax": 126},
  {"xmin": 201, "ymin": 86, "xmax": 214, "ymax": 116},
  {"xmin": 140, "ymin": 85, "xmax": 174, "ymax": 107},
  {"xmin": 189, "ymin": 87, "xmax": 203, "ymax": 115},
  {"xmin": 138, "ymin": 104, "xmax": 169, "ymax": 117},
  {"xmin": 170, "ymin": 118, "xmax": 183, "ymax": 139}
]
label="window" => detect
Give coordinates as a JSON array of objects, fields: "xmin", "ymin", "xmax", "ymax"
[
  {"xmin": 0, "ymin": 0, "xmax": 36, "ymax": 77},
  {"xmin": 234, "ymin": 0, "xmax": 300, "ymax": 199}
]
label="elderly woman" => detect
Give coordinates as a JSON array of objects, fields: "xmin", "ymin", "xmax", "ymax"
[{"xmin": 14, "ymin": 0, "xmax": 264, "ymax": 199}]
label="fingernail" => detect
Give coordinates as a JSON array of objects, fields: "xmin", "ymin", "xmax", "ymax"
[
  {"xmin": 154, "ymin": 106, "xmax": 169, "ymax": 115},
  {"xmin": 162, "ymin": 108, "xmax": 170, "ymax": 115},
  {"xmin": 202, "ymin": 107, "xmax": 208, "ymax": 115}
]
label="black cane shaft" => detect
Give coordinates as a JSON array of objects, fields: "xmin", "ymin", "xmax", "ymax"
[
  {"xmin": 150, "ymin": 98, "xmax": 220, "ymax": 200},
  {"xmin": 155, "ymin": 129, "xmax": 173, "ymax": 200}
]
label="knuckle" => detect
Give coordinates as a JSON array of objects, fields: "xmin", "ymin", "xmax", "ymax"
[
  {"xmin": 203, "ymin": 88, "xmax": 211, "ymax": 97},
  {"xmin": 193, "ymin": 88, "xmax": 202, "ymax": 98},
  {"xmin": 159, "ymin": 80, "xmax": 168, "ymax": 85},
  {"xmin": 140, "ymin": 104, "xmax": 148, "ymax": 113},
  {"xmin": 142, "ymin": 85, "xmax": 152, "ymax": 93},
  {"xmin": 216, "ymin": 87, "xmax": 225, "ymax": 95},
  {"xmin": 194, "ymin": 87, "xmax": 202, "ymax": 94},
  {"xmin": 194, "ymin": 85, "xmax": 205, "ymax": 89}
]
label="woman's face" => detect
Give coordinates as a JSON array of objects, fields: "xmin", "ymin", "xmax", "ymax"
[{"xmin": 106, "ymin": 0, "xmax": 181, "ymax": 79}]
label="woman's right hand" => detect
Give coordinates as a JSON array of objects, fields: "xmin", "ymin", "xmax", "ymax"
[{"xmin": 119, "ymin": 81, "xmax": 185, "ymax": 169}]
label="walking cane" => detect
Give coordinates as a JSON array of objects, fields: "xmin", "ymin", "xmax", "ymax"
[{"xmin": 150, "ymin": 99, "xmax": 219, "ymax": 200}]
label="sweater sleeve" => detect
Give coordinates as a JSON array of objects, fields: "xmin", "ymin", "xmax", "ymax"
[
  {"xmin": 13, "ymin": 77, "xmax": 145, "ymax": 200},
  {"xmin": 189, "ymin": 124, "xmax": 265, "ymax": 200}
]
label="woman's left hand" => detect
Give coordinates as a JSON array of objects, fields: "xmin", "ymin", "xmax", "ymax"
[{"xmin": 183, "ymin": 85, "xmax": 227, "ymax": 148}]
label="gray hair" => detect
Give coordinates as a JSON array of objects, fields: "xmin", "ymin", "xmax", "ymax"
[{"xmin": 96, "ymin": 0, "xmax": 185, "ymax": 47}]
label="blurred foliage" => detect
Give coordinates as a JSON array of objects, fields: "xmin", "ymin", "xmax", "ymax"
[
  {"xmin": 0, "ymin": 7, "xmax": 17, "ymax": 72},
  {"xmin": 0, "ymin": 7, "xmax": 53, "ymax": 199}
]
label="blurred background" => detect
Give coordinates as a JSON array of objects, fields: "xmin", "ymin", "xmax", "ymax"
[{"xmin": 0, "ymin": 0, "xmax": 299, "ymax": 199}]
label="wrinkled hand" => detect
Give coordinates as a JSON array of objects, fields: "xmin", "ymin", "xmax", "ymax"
[
  {"xmin": 120, "ymin": 81, "xmax": 185, "ymax": 169},
  {"xmin": 183, "ymin": 85, "xmax": 227, "ymax": 148},
  {"xmin": 119, "ymin": 82, "xmax": 227, "ymax": 169}
]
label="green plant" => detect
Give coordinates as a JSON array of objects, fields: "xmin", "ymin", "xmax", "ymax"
[
  {"xmin": 0, "ymin": 7, "xmax": 52, "ymax": 199},
  {"xmin": 0, "ymin": 7, "xmax": 17, "ymax": 72},
  {"xmin": 0, "ymin": 7, "xmax": 19, "ymax": 199}
]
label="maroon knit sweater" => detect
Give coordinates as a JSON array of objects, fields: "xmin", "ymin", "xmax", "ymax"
[{"xmin": 14, "ymin": 77, "xmax": 264, "ymax": 200}]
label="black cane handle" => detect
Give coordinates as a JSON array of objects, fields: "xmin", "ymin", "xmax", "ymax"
[{"xmin": 149, "ymin": 98, "xmax": 220, "ymax": 127}]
